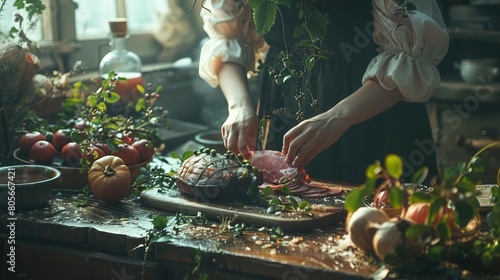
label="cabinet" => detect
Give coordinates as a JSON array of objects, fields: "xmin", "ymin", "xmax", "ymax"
[{"xmin": 427, "ymin": 81, "xmax": 500, "ymax": 183}]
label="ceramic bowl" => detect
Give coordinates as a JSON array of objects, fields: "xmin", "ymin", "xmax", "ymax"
[
  {"xmin": 195, "ymin": 130, "xmax": 226, "ymax": 153},
  {"xmin": 458, "ymin": 58, "xmax": 499, "ymax": 84},
  {"xmin": 12, "ymin": 148, "xmax": 150, "ymax": 190},
  {"xmin": 0, "ymin": 165, "xmax": 61, "ymax": 210}
]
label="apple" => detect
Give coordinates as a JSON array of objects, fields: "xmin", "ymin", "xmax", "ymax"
[
  {"xmin": 121, "ymin": 132, "xmax": 135, "ymax": 145},
  {"xmin": 84, "ymin": 145, "xmax": 106, "ymax": 164},
  {"xmin": 18, "ymin": 131, "xmax": 46, "ymax": 154},
  {"xmin": 132, "ymin": 139, "xmax": 155, "ymax": 162},
  {"xmin": 52, "ymin": 129, "xmax": 72, "ymax": 152},
  {"xmin": 29, "ymin": 140, "xmax": 56, "ymax": 165},
  {"xmin": 112, "ymin": 144, "xmax": 139, "ymax": 166},
  {"xmin": 61, "ymin": 142, "xmax": 81, "ymax": 167}
]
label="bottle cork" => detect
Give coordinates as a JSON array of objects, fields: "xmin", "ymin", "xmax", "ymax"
[{"xmin": 108, "ymin": 18, "xmax": 128, "ymax": 37}]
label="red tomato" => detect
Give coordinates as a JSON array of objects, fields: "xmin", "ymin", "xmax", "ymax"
[
  {"xmin": 132, "ymin": 139, "xmax": 155, "ymax": 162},
  {"xmin": 52, "ymin": 129, "xmax": 72, "ymax": 152},
  {"xmin": 29, "ymin": 140, "xmax": 56, "ymax": 165},
  {"xmin": 61, "ymin": 142, "xmax": 81, "ymax": 167},
  {"xmin": 405, "ymin": 202, "xmax": 457, "ymax": 229},
  {"xmin": 112, "ymin": 144, "xmax": 139, "ymax": 166},
  {"xmin": 18, "ymin": 131, "xmax": 46, "ymax": 154},
  {"xmin": 405, "ymin": 202, "xmax": 430, "ymax": 225}
]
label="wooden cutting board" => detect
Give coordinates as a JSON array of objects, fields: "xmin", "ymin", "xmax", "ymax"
[{"xmin": 140, "ymin": 183, "xmax": 351, "ymax": 232}]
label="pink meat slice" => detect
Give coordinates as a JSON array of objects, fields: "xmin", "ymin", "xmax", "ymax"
[
  {"xmin": 249, "ymin": 150, "xmax": 300, "ymax": 183},
  {"xmin": 249, "ymin": 150, "xmax": 344, "ymax": 198}
]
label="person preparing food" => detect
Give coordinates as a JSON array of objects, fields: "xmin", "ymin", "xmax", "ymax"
[{"xmin": 198, "ymin": 0, "xmax": 449, "ymax": 183}]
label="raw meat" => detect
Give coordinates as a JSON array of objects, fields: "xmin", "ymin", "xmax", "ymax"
[{"xmin": 248, "ymin": 150, "xmax": 344, "ymax": 198}]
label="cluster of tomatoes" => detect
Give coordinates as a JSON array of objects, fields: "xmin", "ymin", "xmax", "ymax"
[{"xmin": 17, "ymin": 129, "xmax": 155, "ymax": 167}]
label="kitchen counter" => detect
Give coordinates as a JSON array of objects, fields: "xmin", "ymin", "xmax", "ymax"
[{"xmin": 0, "ymin": 188, "xmax": 377, "ymax": 280}]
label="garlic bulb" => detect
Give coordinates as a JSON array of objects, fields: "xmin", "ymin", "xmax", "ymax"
[
  {"xmin": 347, "ymin": 207, "xmax": 390, "ymax": 252},
  {"xmin": 372, "ymin": 219, "xmax": 415, "ymax": 261}
]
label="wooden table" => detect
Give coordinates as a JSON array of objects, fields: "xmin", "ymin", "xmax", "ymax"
[{"xmin": 0, "ymin": 188, "xmax": 379, "ymax": 280}]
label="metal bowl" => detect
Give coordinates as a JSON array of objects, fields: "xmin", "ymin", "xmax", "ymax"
[{"xmin": 0, "ymin": 165, "xmax": 61, "ymax": 210}]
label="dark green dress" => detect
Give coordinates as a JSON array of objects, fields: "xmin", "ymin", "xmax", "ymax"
[{"xmin": 258, "ymin": 0, "xmax": 438, "ymax": 184}]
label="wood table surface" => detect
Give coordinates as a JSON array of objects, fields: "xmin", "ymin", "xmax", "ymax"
[{"xmin": 1, "ymin": 188, "xmax": 380, "ymax": 280}]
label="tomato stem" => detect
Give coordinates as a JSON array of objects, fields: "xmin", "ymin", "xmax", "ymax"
[{"xmin": 103, "ymin": 165, "xmax": 115, "ymax": 176}]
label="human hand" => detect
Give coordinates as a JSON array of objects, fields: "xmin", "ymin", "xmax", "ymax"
[
  {"xmin": 221, "ymin": 106, "xmax": 258, "ymax": 159},
  {"xmin": 282, "ymin": 110, "xmax": 350, "ymax": 167}
]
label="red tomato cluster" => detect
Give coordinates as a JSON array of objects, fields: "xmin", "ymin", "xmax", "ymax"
[{"xmin": 18, "ymin": 130, "xmax": 155, "ymax": 166}]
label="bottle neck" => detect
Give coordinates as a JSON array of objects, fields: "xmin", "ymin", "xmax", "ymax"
[{"xmin": 110, "ymin": 35, "xmax": 128, "ymax": 51}]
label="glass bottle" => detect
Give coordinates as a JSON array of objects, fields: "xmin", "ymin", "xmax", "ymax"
[{"xmin": 99, "ymin": 18, "xmax": 143, "ymax": 104}]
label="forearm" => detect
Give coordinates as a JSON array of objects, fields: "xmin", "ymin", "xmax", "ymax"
[
  {"xmin": 330, "ymin": 79, "xmax": 403, "ymax": 128},
  {"xmin": 217, "ymin": 62, "xmax": 254, "ymax": 113}
]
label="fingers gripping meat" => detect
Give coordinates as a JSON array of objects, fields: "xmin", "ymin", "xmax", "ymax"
[{"xmin": 248, "ymin": 150, "xmax": 344, "ymax": 198}]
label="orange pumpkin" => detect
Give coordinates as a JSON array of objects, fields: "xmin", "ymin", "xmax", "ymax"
[{"xmin": 88, "ymin": 155, "xmax": 131, "ymax": 203}]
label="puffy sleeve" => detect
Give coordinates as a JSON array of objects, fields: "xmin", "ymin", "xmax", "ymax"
[
  {"xmin": 362, "ymin": 0, "xmax": 449, "ymax": 102},
  {"xmin": 198, "ymin": 0, "xmax": 270, "ymax": 88}
]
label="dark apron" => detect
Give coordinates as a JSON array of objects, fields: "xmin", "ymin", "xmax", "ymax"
[{"xmin": 258, "ymin": 0, "xmax": 437, "ymax": 184}]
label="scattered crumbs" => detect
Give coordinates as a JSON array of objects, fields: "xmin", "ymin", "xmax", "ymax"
[
  {"xmin": 269, "ymin": 248, "xmax": 277, "ymax": 255},
  {"xmin": 290, "ymin": 237, "xmax": 303, "ymax": 244},
  {"xmin": 119, "ymin": 217, "xmax": 129, "ymax": 222},
  {"xmin": 255, "ymin": 240, "xmax": 263, "ymax": 246},
  {"xmin": 314, "ymin": 228, "xmax": 323, "ymax": 233},
  {"xmin": 328, "ymin": 236, "xmax": 333, "ymax": 241},
  {"xmin": 251, "ymin": 235, "xmax": 258, "ymax": 240},
  {"xmin": 262, "ymin": 243, "xmax": 275, "ymax": 249},
  {"xmin": 245, "ymin": 247, "xmax": 251, "ymax": 251}
]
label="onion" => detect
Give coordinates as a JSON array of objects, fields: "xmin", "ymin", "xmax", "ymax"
[
  {"xmin": 372, "ymin": 219, "xmax": 415, "ymax": 261},
  {"xmin": 347, "ymin": 207, "xmax": 391, "ymax": 252}
]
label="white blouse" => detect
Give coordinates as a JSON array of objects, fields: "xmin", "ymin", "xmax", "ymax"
[{"xmin": 199, "ymin": 0, "xmax": 449, "ymax": 102}]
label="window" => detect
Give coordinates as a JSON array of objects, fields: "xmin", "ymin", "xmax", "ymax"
[
  {"xmin": 0, "ymin": 0, "xmax": 43, "ymax": 42},
  {"xmin": 73, "ymin": 0, "xmax": 167, "ymax": 39}
]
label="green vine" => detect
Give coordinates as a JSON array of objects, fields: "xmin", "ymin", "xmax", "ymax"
[{"xmin": 248, "ymin": 0, "xmax": 330, "ymax": 121}]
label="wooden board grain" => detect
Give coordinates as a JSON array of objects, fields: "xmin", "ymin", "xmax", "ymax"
[{"xmin": 140, "ymin": 184, "xmax": 351, "ymax": 232}]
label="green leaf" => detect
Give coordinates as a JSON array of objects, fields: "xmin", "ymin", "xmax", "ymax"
[
  {"xmin": 299, "ymin": 40, "xmax": 315, "ymax": 48},
  {"xmin": 152, "ymin": 215, "xmax": 168, "ymax": 230},
  {"xmin": 428, "ymin": 198, "xmax": 445, "ymax": 227},
  {"xmin": 405, "ymin": 224, "xmax": 431, "ymax": 240},
  {"xmin": 293, "ymin": 26, "xmax": 305, "ymax": 37},
  {"xmin": 289, "ymin": 197, "xmax": 299, "ymax": 208},
  {"xmin": 280, "ymin": 185, "xmax": 291, "ymax": 195},
  {"xmin": 385, "ymin": 154, "xmax": 403, "ymax": 179},
  {"xmin": 181, "ymin": 150, "xmax": 194, "ymax": 161},
  {"xmin": 427, "ymin": 245, "xmax": 446, "ymax": 262},
  {"xmin": 262, "ymin": 186, "xmax": 274, "ymax": 196},
  {"xmin": 455, "ymin": 180, "xmax": 476, "ymax": 193},
  {"xmin": 107, "ymin": 70, "xmax": 116, "ymax": 80},
  {"xmin": 274, "ymin": 0, "xmax": 291, "ymax": 5},
  {"xmin": 454, "ymin": 201, "xmax": 475, "ymax": 228},
  {"xmin": 470, "ymin": 156, "xmax": 485, "ymax": 173},
  {"xmin": 443, "ymin": 167, "xmax": 461, "ymax": 184},
  {"xmin": 135, "ymin": 98, "xmax": 145, "ymax": 112},
  {"xmin": 345, "ymin": 182, "xmax": 374, "ymax": 213},
  {"xmin": 247, "ymin": 0, "xmax": 278, "ymax": 35},
  {"xmin": 482, "ymin": 252, "xmax": 493, "ymax": 267},
  {"xmin": 388, "ymin": 186, "xmax": 405, "ymax": 208},
  {"xmin": 365, "ymin": 162, "xmax": 382, "ymax": 179},
  {"xmin": 136, "ymin": 84, "xmax": 145, "ymax": 94},
  {"xmin": 410, "ymin": 191, "xmax": 431, "ymax": 204},
  {"xmin": 104, "ymin": 91, "xmax": 120, "ymax": 104},
  {"xmin": 299, "ymin": 200, "xmax": 310, "ymax": 210},
  {"xmin": 96, "ymin": 102, "xmax": 107, "ymax": 111},
  {"xmin": 87, "ymin": 95, "xmax": 97, "ymax": 107},
  {"xmin": 305, "ymin": 57, "xmax": 315, "ymax": 71},
  {"xmin": 411, "ymin": 166, "xmax": 428, "ymax": 185},
  {"xmin": 436, "ymin": 221, "xmax": 452, "ymax": 240}
]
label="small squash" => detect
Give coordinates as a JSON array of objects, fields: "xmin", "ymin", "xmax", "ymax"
[{"xmin": 88, "ymin": 155, "xmax": 131, "ymax": 203}]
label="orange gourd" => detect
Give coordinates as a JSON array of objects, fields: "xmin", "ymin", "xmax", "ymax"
[{"xmin": 88, "ymin": 155, "xmax": 131, "ymax": 203}]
